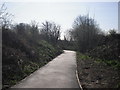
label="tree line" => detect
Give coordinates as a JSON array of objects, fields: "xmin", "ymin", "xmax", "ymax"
[
  {"xmin": 0, "ymin": 4, "xmax": 61, "ymax": 46},
  {"xmin": 11, "ymin": 21, "xmax": 60, "ymax": 45},
  {"xmin": 63, "ymin": 14, "xmax": 120, "ymax": 61}
]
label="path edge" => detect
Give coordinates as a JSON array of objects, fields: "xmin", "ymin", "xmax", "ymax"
[
  {"xmin": 75, "ymin": 51, "xmax": 83, "ymax": 90},
  {"xmin": 11, "ymin": 52, "xmax": 65, "ymax": 88},
  {"xmin": 76, "ymin": 70, "xmax": 83, "ymax": 90}
]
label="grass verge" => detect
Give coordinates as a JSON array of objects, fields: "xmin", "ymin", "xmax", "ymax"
[{"xmin": 76, "ymin": 52, "xmax": 120, "ymax": 88}]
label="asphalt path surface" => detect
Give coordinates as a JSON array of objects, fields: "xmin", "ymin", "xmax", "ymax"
[{"xmin": 12, "ymin": 50, "xmax": 80, "ymax": 88}]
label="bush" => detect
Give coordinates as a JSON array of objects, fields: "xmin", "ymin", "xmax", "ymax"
[{"xmin": 2, "ymin": 28, "xmax": 63, "ymax": 89}]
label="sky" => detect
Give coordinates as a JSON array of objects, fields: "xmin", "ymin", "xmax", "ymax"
[{"xmin": 0, "ymin": 1, "xmax": 118, "ymax": 39}]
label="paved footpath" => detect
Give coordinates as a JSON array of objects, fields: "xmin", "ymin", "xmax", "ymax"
[{"xmin": 12, "ymin": 50, "xmax": 80, "ymax": 88}]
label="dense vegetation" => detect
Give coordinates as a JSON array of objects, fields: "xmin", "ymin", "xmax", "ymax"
[
  {"xmin": 2, "ymin": 21, "xmax": 62, "ymax": 89},
  {"xmin": 88, "ymin": 32, "xmax": 120, "ymax": 61},
  {"xmin": 0, "ymin": 4, "xmax": 63, "ymax": 89},
  {"xmin": 64, "ymin": 15, "xmax": 120, "ymax": 66},
  {"xmin": 63, "ymin": 15, "xmax": 120, "ymax": 88}
]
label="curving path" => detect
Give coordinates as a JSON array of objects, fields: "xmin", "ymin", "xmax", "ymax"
[{"xmin": 11, "ymin": 50, "xmax": 80, "ymax": 88}]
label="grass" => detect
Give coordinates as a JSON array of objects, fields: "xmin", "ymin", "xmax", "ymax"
[
  {"xmin": 77, "ymin": 52, "xmax": 92, "ymax": 60},
  {"xmin": 77, "ymin": 52, "xmax": 120, "ymax": 70},
  {"xmin": 76, "ymin": 52, "xmax": 120, "ymax": 88}
]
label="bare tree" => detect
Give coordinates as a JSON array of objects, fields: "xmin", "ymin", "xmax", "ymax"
[
  {"xmin": 64, "ymin": 29, "xmax": 73, "ymax": 41},
  {"xmin": 109, "ymin": 29, "xmax": 117, "ymax": 35},
  {"xmin": 0, "ymin": 3, "xmax": 13, "ymax": 30},
  {"xmin": 70, "ymin": 15, "xmax": 102, "ymax": 52},
  {"xmin": 40, "ymin": 21, "xmax": 61, "ymax": 44},
  {"xmin": 30, "ymin": 20, "xmax": 39, "ymax": 40}
]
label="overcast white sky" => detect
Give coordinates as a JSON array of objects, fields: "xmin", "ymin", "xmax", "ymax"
[{"xmin": 0, "ymin": 1, "xmax": 118, "ymax": 39}]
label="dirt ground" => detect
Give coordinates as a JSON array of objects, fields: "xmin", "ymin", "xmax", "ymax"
[{"xmin": 77, "ymin": 56, "xmax": 120, "ymax": 88}]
